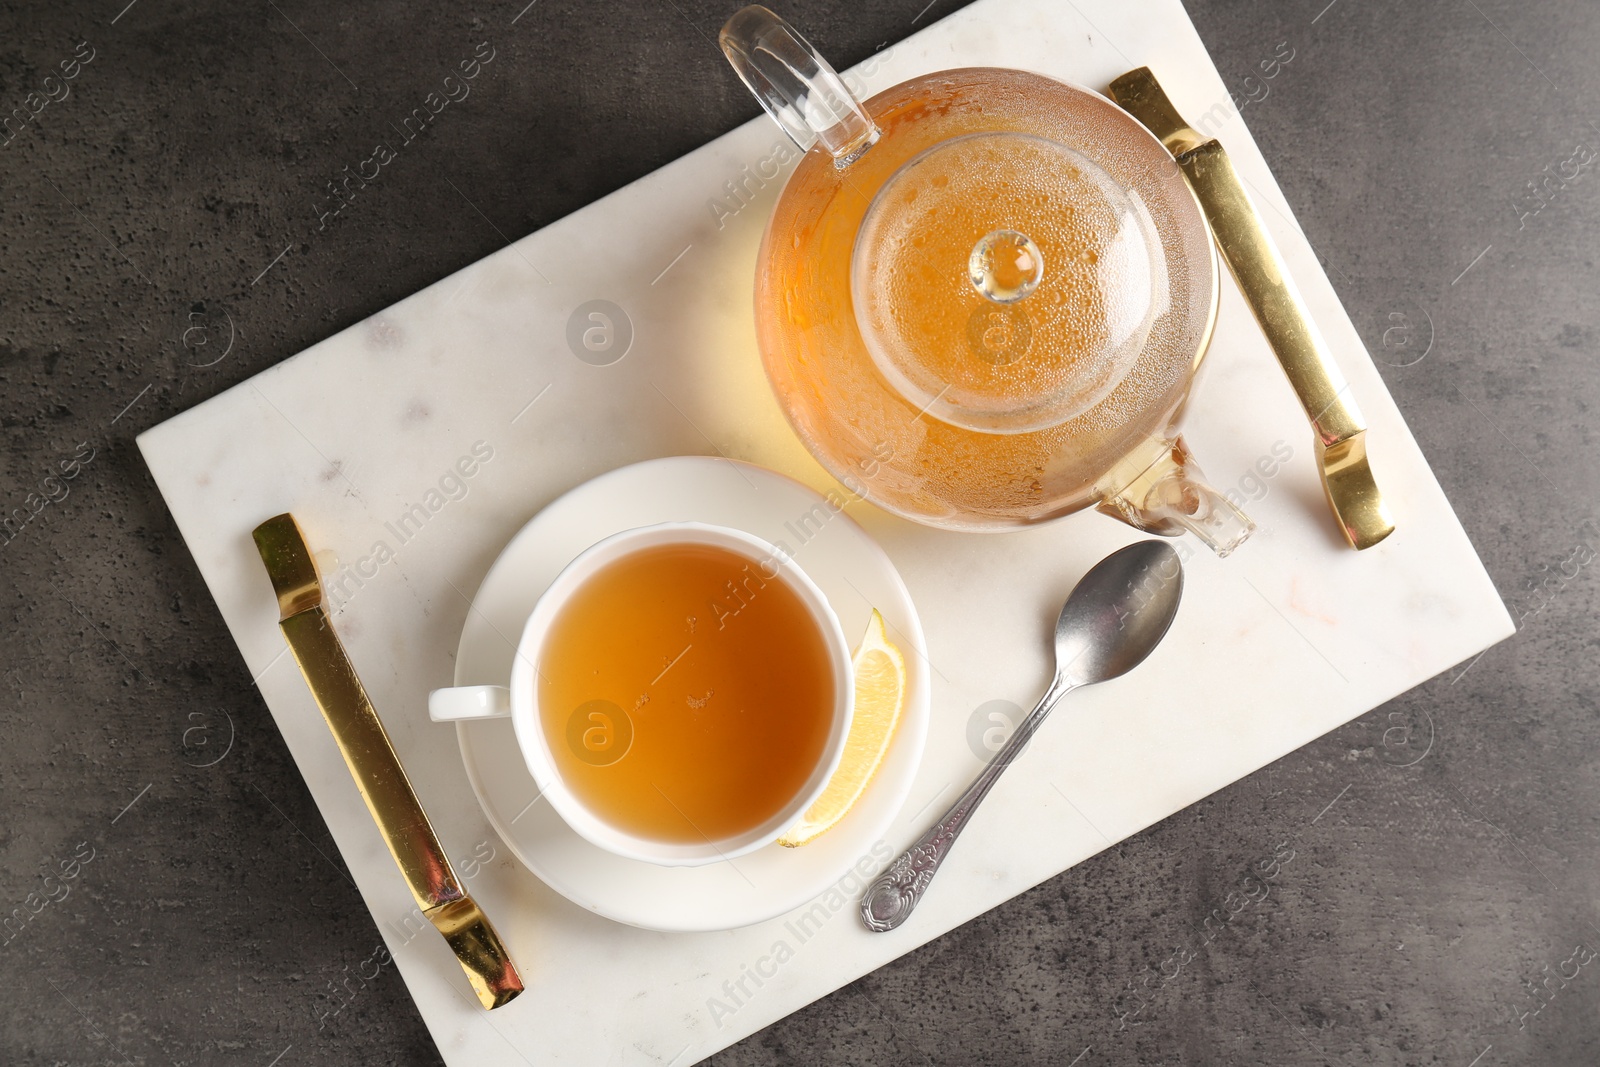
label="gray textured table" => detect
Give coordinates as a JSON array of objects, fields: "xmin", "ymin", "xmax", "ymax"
[{"xmin": 2, "ymin": 1, "xmax": 1596, "ymax": 1064}]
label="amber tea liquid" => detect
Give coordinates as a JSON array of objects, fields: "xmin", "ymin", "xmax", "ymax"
[
  {"xmin": 753, "ymin": 68, "xmax": 1215, "ymax": 525},
  {"xmin": 537, "ymin": 542, "xmax": 836, "ymax": 844}
]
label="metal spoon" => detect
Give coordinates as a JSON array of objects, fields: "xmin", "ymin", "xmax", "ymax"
[{"xmin": 860, "ymin": 540, "xmax": 1185, "ymax": 932}]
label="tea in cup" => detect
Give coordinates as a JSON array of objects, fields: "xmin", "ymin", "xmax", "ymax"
[{"xmin": 429, "ymin": 522, "xmax": 855, "ymax": 866}]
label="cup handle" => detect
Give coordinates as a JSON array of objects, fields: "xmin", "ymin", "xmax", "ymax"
[{"xmin": 429, "ymin": 685, "xmax": 512, "ymax": 722}]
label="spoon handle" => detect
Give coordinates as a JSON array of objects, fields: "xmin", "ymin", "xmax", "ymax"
[{"xmin": 861, "ymin": 672, "xmax": 1076, "ymax": 932}]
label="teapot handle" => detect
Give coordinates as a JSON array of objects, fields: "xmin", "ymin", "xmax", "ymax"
[{"xmin": 720, "ymin": 5, "xmax": 880, "ymax": 167}]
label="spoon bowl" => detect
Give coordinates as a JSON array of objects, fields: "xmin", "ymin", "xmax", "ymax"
[{"xmin": 1055, "ymin": 539, "xmax": 1184, "ymax": 686}]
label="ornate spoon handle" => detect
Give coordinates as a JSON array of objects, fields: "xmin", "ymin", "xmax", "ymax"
[{"xmin": 861, "ymin": 673, "xmax": 1076, "ymax": 932}]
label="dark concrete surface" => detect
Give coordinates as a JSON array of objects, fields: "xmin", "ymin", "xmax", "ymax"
[{"xmin": 1, "ymin": 0, "xmax": 1596, "ymax": 1063}]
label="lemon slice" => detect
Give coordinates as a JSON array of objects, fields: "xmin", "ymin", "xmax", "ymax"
[{"xmin": 778, "ymin": 609, "xmax": 907, "ymax": 847}]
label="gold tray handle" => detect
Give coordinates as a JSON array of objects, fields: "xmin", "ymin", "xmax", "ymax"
[
  {"xmin": 1110, "ymin": 67, "xmax": 1395, "ymax": 550},
  {"xmin": 253, "ymin": 513, "xmax": 524, "ymax": 1010}
]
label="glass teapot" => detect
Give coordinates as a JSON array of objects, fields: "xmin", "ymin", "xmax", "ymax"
[{"xmin": 720, "ymin": 6, "xmax": 1254, "ymax": 554}]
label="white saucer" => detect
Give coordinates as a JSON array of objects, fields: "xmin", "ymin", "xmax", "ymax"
[{"xmin": 451, "ymin": 457, "xmax": 931, "ymax": 932}]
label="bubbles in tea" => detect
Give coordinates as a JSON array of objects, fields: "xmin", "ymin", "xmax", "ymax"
[{"xmin": 853, "ymin": 132, "xmax": 1164, "ymax": 435}]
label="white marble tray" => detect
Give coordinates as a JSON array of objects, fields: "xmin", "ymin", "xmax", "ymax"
[{"xmin": 137, "ymin": 0, "xmax": 1513, "ymax": 1062}]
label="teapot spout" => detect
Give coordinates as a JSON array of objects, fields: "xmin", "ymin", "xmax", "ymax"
[
  {"xmin": 720, "ymin": 5, "xmax": 879, "ymax": 168},
  {"xmin": 1097, "ymin": 436, "xmax": 1255, "ymax": 557}
]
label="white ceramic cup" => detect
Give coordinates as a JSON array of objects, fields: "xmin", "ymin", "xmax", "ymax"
[{"xmin": 429, "ymin": 521, "xmax": 855, "ymax": 867}]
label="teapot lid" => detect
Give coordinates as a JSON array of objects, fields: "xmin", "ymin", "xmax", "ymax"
[{"xmin": 851, "ymin": 131, "xmax": 1169, "ymax": 434}]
